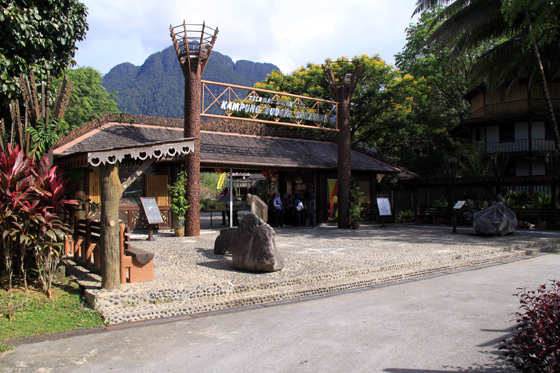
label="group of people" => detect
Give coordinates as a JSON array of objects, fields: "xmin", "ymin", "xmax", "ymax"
[
  {"xmin": 217, "ymin": 187, "xmax": 316, "ymax": 228},
  {"xmin": 273, "ymin": 192, "xmax": 316, "ymax": 228}
]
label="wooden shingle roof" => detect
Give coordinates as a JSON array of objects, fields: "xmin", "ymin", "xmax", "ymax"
[{"xmin": 54, "ymin": 121, "xmax": 399, "ymax": 173}]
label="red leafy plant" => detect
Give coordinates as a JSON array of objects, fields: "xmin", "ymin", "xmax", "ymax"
[
  {"xmin": 0, "ymin": 144, "xmax": 76, "ymax": 297},
  {"xmin": 500, "ymin": 280, "xmax": 560, "ymax": 372}
]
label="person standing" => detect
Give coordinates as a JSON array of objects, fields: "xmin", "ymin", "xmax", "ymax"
[
  {"xmin": 273, "ymin": 192, "xmax": 284, "ymax": 227},
  {"xmin": 293, "ymin": 194, "xmax": 303, "ymax": 227},
  {"xmin": 218, "ymin": 188, "xmax": 230, "ymax": 225},
  {"xmin": 305, "ymin": 193, "xmax": 316, "ymax": 228}
]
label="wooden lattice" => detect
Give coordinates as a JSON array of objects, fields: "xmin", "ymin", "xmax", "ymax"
[{"xmin": 169, "ymin": 21, "xmax": 219, "ymax": 77}]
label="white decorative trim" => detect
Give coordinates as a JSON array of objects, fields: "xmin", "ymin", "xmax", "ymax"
[{"xmin": 88, "ymin": 139, "xmax": 195, "ymax": 167}]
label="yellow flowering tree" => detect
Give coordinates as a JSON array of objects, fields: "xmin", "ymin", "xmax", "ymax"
[{"xmin": 256, "ymin": 55, "xmax": 455, "ymax": 177}]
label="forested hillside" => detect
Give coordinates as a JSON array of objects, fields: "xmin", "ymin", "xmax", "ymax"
[{"xmin": 102, "ymin": 46, "xmax": 279, "ymax": 118}]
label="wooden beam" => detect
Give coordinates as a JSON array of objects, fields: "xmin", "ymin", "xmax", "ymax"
[{"xmin": 121, "ymin": 158, "xmax": 156, "ymax": 192}]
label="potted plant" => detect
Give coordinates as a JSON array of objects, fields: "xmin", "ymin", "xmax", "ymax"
[
  {"xmin": 399, "ymin": 209, "xmax": 414, "ymax": 224},
  {"xmin": 350, "ymin": 182, "xmax": 363, "ymax": 229},
  {"xmin": 168, "ymin": 171, "xmax": 189, "ymax": 237}
]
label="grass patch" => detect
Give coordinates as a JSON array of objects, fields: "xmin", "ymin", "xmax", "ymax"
[{"xmin": 0, "ymin": 279, "xmax": 104, "ymax": 349}]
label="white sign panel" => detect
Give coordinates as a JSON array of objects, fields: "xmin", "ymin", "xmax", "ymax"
[
  {"xmin": 453, "ymin": 201, "xmax": 466, "ymax": 210},
  {"xmin": 377, "ymin": 197, "xmax": 392, "ymax": 216}
]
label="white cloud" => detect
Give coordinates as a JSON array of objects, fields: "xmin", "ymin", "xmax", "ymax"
[{"xmin": 75, "ymin": 0, "xmax": 418, "ymax": 75}]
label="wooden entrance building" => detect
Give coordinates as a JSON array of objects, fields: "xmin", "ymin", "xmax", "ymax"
[{"xmin": 54, "ymin": 114, "xmax": 401, "ymax": 229}]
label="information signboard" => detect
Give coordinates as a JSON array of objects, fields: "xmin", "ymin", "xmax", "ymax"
[
  {"xmin": 140, "ymin": 197, "xmax": 164, "ymax": 225},
  {"xmin": 453, "ymin": 200, "xmax": 466, "ymax": 209},
  {"xmin": 376, "ymin": 197, "xmax": 392, "ymax": 216}
]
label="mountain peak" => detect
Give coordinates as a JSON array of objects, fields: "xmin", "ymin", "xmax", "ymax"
[{"xmin": 102, "ymin": 46, "xmax": 280, "ymax": 118}]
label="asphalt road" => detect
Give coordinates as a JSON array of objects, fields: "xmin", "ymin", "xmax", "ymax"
[{"xmin": 3, "ymin": 252, "xmax": 559, "ymax": 372}]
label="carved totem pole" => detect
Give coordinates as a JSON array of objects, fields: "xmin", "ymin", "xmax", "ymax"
[{"xmin": 170, "ymin": 21, "xmax": 218, "ymax": 236}]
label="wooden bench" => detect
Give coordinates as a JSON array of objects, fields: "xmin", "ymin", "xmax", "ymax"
[
  {"xmin": 64, "ymin": 218, "xmax": 154, "ymax": 283},
  {"xmin": 119, "ymin": 224, "xmax": 154, "ymax": 283}
]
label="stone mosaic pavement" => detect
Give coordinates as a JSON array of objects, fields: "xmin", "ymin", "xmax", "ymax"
[{"xmin": 65, "ymin": 214, "xmax": 560, "ymax": 325}]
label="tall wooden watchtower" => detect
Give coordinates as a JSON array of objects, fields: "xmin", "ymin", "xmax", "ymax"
[{"xmin": 170, "ymin": 21, "xmax": 218, "ymax": 236}]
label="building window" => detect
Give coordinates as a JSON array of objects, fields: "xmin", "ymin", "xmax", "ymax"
[
  {"xmin": 504, "ymin": 162, "xmax": 516, "ymax": 177},
  {"xmin": 545, "ymin": 123, "xmax": 554, "ymax": 140},
  {"xmin": 499, "ymin": 123, "xmax": 515, "ymax": 142}
]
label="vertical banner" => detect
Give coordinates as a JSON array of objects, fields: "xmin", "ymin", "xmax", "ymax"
[{"xmin": 328, "ymin": 179, "xmax": 339, "ymax": 218}]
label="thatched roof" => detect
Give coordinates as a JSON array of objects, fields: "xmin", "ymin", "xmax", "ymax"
[{"xmin": 54, "ymin": 116, "xmax": 399, "ymax": 173}]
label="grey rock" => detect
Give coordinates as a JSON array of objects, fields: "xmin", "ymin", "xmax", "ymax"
[
  {"xmin": 214, "ymin": 227, "xmax": 237, "ymax": 255},
  {"xmin": 473, "ymin": 202, "xmax": 517, "ymax": 236},
  {"xmin": 231, "ymin": 213, "xmax": 285, "ymax": 272}
]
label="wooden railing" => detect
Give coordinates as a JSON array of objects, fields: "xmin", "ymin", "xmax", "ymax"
[
  {"xmin": 247, "ymin": 194, "xmax": 268, "ymax": 223},
  {"xmin": 478, "ymin": 138, "xmax": 556, "ymax": 154}
]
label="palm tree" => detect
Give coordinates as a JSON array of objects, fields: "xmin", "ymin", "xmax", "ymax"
[{"xmin": 413, "ymin": 0, "xmax": 560, "ymax": 152}]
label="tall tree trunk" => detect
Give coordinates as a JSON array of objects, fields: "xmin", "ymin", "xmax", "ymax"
[
  {"xmin": 99, "ymin": 164, "xmax": 121, "ymax": 290},
  {"xmin": 529, "ymin": 22, "xmax": 560, "ymax": 153}
]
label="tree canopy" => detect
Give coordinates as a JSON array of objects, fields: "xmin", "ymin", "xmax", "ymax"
[
  {"xmin": 0, "ymin": 0, "xmax": 88, "ymax": 109},
  {"xmin": 0, "ymin": 1, "xmax": 89, "ymax": 157},
  {"xmin": 395, "ymin": 8, "xmax": 473, "ymax": 128},
  {"xmin": 58, "ymin": 67, "xmax": 120, "ymax": 129},
  {"xmin": 255, "ymin": 55, "xmax": 456, "ymax": 177}
]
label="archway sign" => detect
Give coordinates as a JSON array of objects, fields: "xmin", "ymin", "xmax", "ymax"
[{"xmin": 200, "ymin": 80, "xmax": 338, "ymax": 131}]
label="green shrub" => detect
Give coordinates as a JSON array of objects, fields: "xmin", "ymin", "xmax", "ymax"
[
  {"xmin": 399, "ymin": 209, "xmax": 414, "ymax": 219},
  {"xmin": 201, "ymin": 199, "xmax": 223, "ymax": 210},
  {"xmin": 529, "ymin": 192, "xmax": 552, "ymax": 209},
  {"xmin": 350, "ymin": 182, "xmax": 363, "ymax": 222},
  {"xmin": 432, "ymin": 199, "xmax": 448, "ymax": 208}
]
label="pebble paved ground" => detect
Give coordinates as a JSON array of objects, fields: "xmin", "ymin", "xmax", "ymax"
[{"xmin": 65, "ymin": 215, "xmax": 560, "ymax": 325}]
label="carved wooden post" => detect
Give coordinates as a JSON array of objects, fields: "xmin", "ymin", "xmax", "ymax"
[
  {"xmin": 324, "ymin": 60, "xmax": 364, "ymax": 229},
  {"xmin": 99, "ymin": 163, "xmax": 122, "ymax": 290},
  {"xmin": 184, "ymin": 75, "xmax": 201, "ymax": 236},
  {"xmin": 337, "ymin": 96, "xmax": 352, "ymax": 228}
]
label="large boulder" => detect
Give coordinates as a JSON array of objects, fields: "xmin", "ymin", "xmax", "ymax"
[
  {"xmin": 231, "ymin": 213, "xmax": 284, "ymax": 272},
  {"xmin": 214, "ymin": 227, "xmax": 237, "ymax": 255},
  {"xmin": 473, "ymin": 202, "xmax": 517, "ymax": 236}
]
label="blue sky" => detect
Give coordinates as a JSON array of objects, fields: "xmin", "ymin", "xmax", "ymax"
[{"xmin": 74, "ymin": 0, "xmax": 419, "ymax": 75}]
